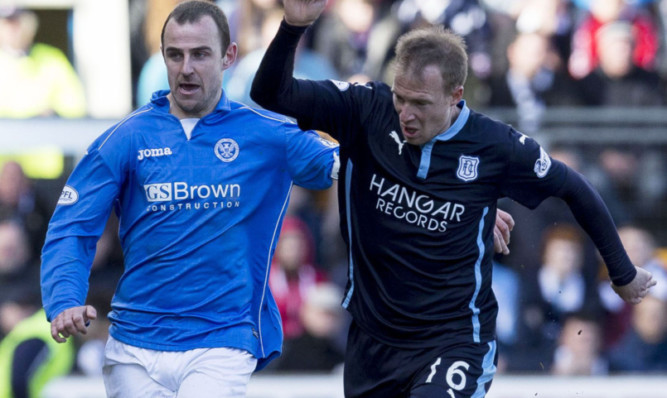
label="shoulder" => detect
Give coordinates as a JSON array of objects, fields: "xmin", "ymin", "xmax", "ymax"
[
  {"xmin": 463, "ymin": 109, "xmax": 526, "ymax": 155},
  {"xmin": 467, "ymin": 110, "xmax": 514, "ymax": 138},
  {"xmin": 228, "ymin": 101, "xmax": 297, "ymax": 129},
  {"xmin": 90, "ymin": 106, "xmax": 160, "ymax": 152}
]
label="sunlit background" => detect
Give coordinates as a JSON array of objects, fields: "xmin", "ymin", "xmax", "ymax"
[{"xmin": 1, "ymin": 0, "xmax": 666, "ymax": 397}]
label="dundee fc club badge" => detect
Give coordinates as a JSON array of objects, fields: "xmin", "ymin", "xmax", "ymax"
[
  {"xmin": 457, "ymin": 155, "xmax": 479, "ymax": 182},
  {"xmin": 214, "ymin": 138, "xmax": 240, "ymax": 162}
]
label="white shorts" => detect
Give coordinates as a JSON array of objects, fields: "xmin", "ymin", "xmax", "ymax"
[{"xmin": 103, "ymin": 336, "xmax": 257, "ymax": 398}]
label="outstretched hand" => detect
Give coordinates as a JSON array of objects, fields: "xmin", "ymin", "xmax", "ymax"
[
  {"xmin": 612, "ymin": 266, "xmax": 657, "ymax": 305},
  {"xmin": 493, "ymin": 209, "xmax": 515, "ymax": 255},
  {"xmin": 283, "ymin": 0, "xmax": 328, "ymax": 27},
  {"xmin": 50, "ymin": 305, "xmax": 97, "ymax": 343}
]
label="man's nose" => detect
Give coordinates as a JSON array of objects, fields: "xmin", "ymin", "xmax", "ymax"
[
  {"xmin": 181, "ymin": 55, "xmax": 194, "ymax": 75},
  {"xmin": 399, "ymin": 106, "xmax": 415, "ymax": 122}
]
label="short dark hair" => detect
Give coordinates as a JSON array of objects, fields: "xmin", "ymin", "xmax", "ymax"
[
  {"xmin": 161, "ymin": 0, "xmax": 230, "ymax": 53},
  {"xmin": 394, "ymin": 25, "xmax": 468, "ymax": 94}
]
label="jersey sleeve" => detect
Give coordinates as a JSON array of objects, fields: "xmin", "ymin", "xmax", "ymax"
[
  {"xmin": 499, "ymin": 129, "xmax": 636, "ymax": 285},
  {"xmin": 40, "ymin": 145, "xmax": 123, "ymax": 322},
  {"xmin": 284, "ymin": 125, "xmax": 339, "ymax": 189},
  {"xmin": 250, "ymin": 20, "xmax": 366, "ymax": 145},
  {"xmin": 500, "ymin": 130, "xmax": 568, "ymax": 209},
  {"xmin": 553, "ymin": 167, "xmax": 637, "ymax": 285}
]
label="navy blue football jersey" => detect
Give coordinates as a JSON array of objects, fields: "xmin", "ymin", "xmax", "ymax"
[{"xmin": 283, "ymin": 79, "xmax": 569, "ymax": 348}]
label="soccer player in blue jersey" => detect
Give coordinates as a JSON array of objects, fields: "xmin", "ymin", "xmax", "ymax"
[
  {"xmin": 250, "ymin": 1, "xmax": 658, "ymax": 397},
  {"xmin": 40, "ymin": 1, "xmax": 340, "ymax": 397}
]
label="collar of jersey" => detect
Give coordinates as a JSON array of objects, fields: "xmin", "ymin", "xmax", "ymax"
[
  {"xmin": 150, "ymin": 89, "xmax": 233, "ymax": 115},
  {"xmin": 433, "ymin": 100, "xmax": 469, "ymax": 142},
  {"xmin": 417, "ymin": 100, "xmax": 469, "ymax": 179}
]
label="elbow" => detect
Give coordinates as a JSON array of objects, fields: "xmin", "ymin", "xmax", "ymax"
[{"xmin": 249, "ymin": 81, "xmax": 274, "ymax": 108}]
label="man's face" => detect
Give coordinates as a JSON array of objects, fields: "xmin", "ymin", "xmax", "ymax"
[
  {"xmin": 392, "ymin": 64, "xmax": 462, "ymax": 146},
  {"xmin": 162, "ymin": 15, "xmax": 234, "ymax": 119}
]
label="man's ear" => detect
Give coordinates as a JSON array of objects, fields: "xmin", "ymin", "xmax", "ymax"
[
  {"xmin": 451, "ymin": 85, "xmax": 464, "ymax": 105},
  {"xmin": 222, "ymin": 42, "xmax": 238, "ymax": 70}
]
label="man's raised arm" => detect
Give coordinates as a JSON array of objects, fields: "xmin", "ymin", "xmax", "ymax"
[{"xmin": 250, "ymin": 0, "xmax": 327, "ymax": 115}]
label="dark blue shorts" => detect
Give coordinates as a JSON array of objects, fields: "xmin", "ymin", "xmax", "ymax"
[{"xmin": 344, "ymin": 321, "xmax": 498, "ymax": 398}]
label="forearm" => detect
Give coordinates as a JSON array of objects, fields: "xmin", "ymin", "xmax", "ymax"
[
  {"xmin": 557, "ymin": 169, "xmax": 636, "ymax": 285},
  {"xmin": 41, "ymin": 235, "xmax": 97, "ymax": 321},
  {"xmin": 250, "ymin": 20, "xmax": 309, "ymax": 115}
]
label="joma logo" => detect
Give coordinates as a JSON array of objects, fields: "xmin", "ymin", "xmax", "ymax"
[{"xmin": 138, "ymin": 147, "xmax": 173, "ymax": 161}]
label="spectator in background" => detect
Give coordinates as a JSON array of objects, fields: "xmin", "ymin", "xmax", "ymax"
[
  {"xmin": 599, "ymin": 225, "xmax": 667, "ymax": 348},
  {"xmin": 535, "ymin": 225, "xmax": 597, "ymax": 315},
  {"xmin": 136, "ymin": 51, "xmax": 169, "ymax": 107},
  {"xmin": 577, "ymin": 21, "xmax": 664, "ymax": 106},
  {"xmin": 568, "ymin": 0, "xmax": 659, "ymax": 79},
  {"xmin": 311, "ymin": 0, "xmax": 378, "ymax": 80},
  {"xmin": 514, "ymin": 224, "xmax": 600, "ymax": 372},
  {"xmin": 367, "ymin": 0, "xmax": 493, "ymax": 93},
  {"xmin": 482, "ymin": 0, "xmax": 576, "ymax": 81},
  {"xmin": 134, "ymin": 0, "xmax": 186, "ymax": 107},
  {"xmin": 0, "ymin": 161, "xmax": 51, "ymax": 256},
  {"xmin": 618, "ymin": 226, "xmax": 667, "ymax": 300},
  {"xmin": 487, "ymin": 30, "xmax": 580, "ymax": 133},
  {"xmin": 268, "ymin": 282, "xmax": 345, "ymax": 372},
  {"xmin": 587, "ymin": 147, "xmax": 651, "ymax": 227},
  {"xmin": 225, "ymin": 7, "xmax": 339, "ymax": 107},
  {"xmin": 551, "ymin": 311, "xmax": 608, "ymax": 375},
  {"xmin": 0, "ymin": 306, "xmax": 75, "ymax": 398},
  {"xmin": 0, "ymin": 221, "xmax": 37, "ymax": 328},
  {"xmin": 234, "ymin": 0, "xmax": 283, "ymax": 58},
  {"xmin": 270, "ymin": 216, "xmax": 329, "ymax": 340},
  {"xmin": 0, "ymin": 279, "xmax": 74, "ymax": 398},
  {"xmin": 608, "ymin": 294, "xmax": 667, "ymax": 372},
  {"xmin": 394, "ymin": 0, "xmax": 492, "ymax": 81},
  {"xmin": 0, "ymin": 6, "xmax": 86, "ymax": 118}
]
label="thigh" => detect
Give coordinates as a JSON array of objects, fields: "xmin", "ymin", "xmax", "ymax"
[
  {"xmin": 177, "ymin": 347, "xmax": 257, "ymax": 398},
  {"xmin": 103, "ymin": 336, "xmax": 176, "ymax": 398},
  {"xmin": 409, "ymin": 341, "xmax": 498, "ymax": 398},
  {"xmin": 103, "ymin": 363, "xmax": 174, "ymax": 398},
  {"xmin": 343, "ymin": 321, "xmax": 409, "ymax": 398}
]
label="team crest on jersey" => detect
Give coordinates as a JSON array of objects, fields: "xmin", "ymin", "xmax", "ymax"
[
  {"xmin": 214, "ymin": 138, "xmax": 240, "ymax": 162},
  {"xmin": 534, "ymin": 147, "xmax": 551, "ymax": 178},
  {"xmin": 457, "ymin": 155, "xmax": 479, "ymax": 182}
]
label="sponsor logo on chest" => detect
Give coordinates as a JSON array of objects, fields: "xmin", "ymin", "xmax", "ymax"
[
  {"xmin": 137, "ymin": 147, "xmax": 173, "ymax": 161},
  {"xmin": 369, "ymin": 174, "xmax": 466, "ymax": 232}
]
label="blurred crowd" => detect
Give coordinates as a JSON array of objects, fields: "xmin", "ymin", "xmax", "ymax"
[
  {"xmin": 1, "ymin": 0, "xmax": 667, "ymax": 385},
  {"xmin": 130, "ymin": 0, "xmax": 667, "ymax": 119}
]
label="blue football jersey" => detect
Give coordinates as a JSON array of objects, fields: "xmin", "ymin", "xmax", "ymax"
[{"xmin": 41, "ymin": 91, "xmax": 338, "ymax": 369}]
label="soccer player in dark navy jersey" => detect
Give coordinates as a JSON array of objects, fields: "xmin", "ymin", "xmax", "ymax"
[{"xmin": 251, "ymin": 1, "xmax": 657, "ymax": 397}]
